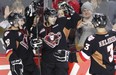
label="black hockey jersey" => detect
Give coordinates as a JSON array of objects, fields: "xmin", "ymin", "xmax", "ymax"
[
  {"xmin": 3, "ymin": 29, "xmax": 34, "ymax": 66},
  {"xmin": 30, "ymin": 13, "xmax": 81, "ymax": 63},
  {"xmin": 81, "ymin": 30, "xmax": 116, "ymax": 74}
]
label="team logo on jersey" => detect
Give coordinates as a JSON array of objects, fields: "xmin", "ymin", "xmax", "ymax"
[
  {"xmin": 43, "ymin": 32, "xmax": 62, "ymax": 48},
  {"xmin": 20, "ymin": 34, "xmax": 28, "ymax": 50}
]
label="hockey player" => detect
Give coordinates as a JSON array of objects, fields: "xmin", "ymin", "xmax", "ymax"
[
  {"xmin": 30, "ymin": 6, "xmax": 81, "ymax": 75},
  {"xmin": 24, "ymin": 0, "xmax": 43, "ymax": 34},
  {"xmin": 75, "ymin": 13, "xmax": 116, "ymax": 75},
  {"xmin": 3, "ymin": 13, "xmax": 40, "ymax": 75}
]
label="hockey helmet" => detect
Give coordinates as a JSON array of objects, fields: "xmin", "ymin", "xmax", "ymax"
[
  {"xmin": 92, "ymin": 13, "xmax": 107, "ymax": 28},
  {"xmin": 31, "ymin": 0, "xmax": 43, "ymax": 10},
  {"xmin": 44, "ymin": 8, "xmax": 57, "ymax": 21},
  {"xmin": 7, "ymin": 12, "xmax": 26, "ymax": 26}
]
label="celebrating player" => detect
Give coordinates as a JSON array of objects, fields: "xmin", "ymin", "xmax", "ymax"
[
  {"xmin": 3, "ymin": 12, "xmax": 40, "ymax": 75},
  {"xmin": 76, "ymin": 13, "xmax": 116, "ymax": 75}
]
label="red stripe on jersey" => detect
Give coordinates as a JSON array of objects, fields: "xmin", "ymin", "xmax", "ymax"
[
  {"xmin": 78, "ymin": 51, "xmax": 87, "ymax": 62},
  {"xmin": 6, "ymin": 49, "xmax": 13, "ymax": 60}
]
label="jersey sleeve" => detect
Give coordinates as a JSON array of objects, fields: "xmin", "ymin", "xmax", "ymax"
[
  {"xmin": 83, "ymin": 35, "xmax": 96, "ymax": 55},
  {"xmin": 30, "ymin": 26, "xmax": 37, "ymax": 39},
  {"xmin": 65, "ymin": 12, "xmax": 81, "ymax": 29},
  {"xmin": 57, "ymin": 17, "xmax": 68, "ymax": 28},
  {"xmin": 4, "ymin": 31, "xmax": 17, "ymax": 49},
  {"xmin": 79, "ymin": 35, "xmax": 97, "ymax": 61},
  {"xmin": 3, "ymin": 31, "xmax": 19, "ymax": 60}
]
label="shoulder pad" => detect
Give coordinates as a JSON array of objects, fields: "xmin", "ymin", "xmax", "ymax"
[
  {"xmin": 4, "ymin": 31, "xmax": 10, "ymax": 37},
  {"xmin": 87, "ymin": 35, "xmax": 95, "ymax": 41}
]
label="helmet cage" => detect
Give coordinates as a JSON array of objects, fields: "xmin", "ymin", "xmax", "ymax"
[
  {"xmin": 44, "ymin": 8, "xmax": 57, "ymax": 21},
  {"xmin": 92, "ymin": 13, "xmax": 107, "ymax": 28},
  {"xmin": 7, "ymin": 13, "xmax": 26, "ymax": 26}
]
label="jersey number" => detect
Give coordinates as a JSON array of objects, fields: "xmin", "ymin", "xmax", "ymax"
[
  {"xmin": 107, "ymin": 44, "xmax": 114, "ymax": 62},
  {"xmin": 84, "ymin": 43, "xmax": 90, "ymax": 50},
  {"xmin": 5, "ymin": 39, "xmax": 10, "ymax": 47}
]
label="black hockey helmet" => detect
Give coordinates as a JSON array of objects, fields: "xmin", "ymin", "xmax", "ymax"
[
  {"xmin": 32, "ymin": 0, "xmax": 43, "ymax": 10},
  {"xmin": 92, "ymin": 13, "xmax": 107, "ymax": 28},
  {"xmin": 7, "ymin": 12, "xmax": 26, "ymax": 26},
  {"xmin": 44, "ymin": 8, "xmax": 57, "ymax": 21}
]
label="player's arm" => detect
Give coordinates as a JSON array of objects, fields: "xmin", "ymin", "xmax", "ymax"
[
  {"xmin": 6, "ymin": 49, "xmax": 13, "ymax": 60},
  {"xmin": 76, "ymin": 35, "xmax": 96, "ymax": 63},
  {"xmin": 3, "ymin": 31, "xmax": 24, "ymax": 74},
  {"xmin": 76, "ymin": 51, "xmax": 90, "ymax": 63},
  {"xmin": 58, "ymin": 1, "xmax": 81, "ymax": 30},
  {"xmin": 3, "ymin": 31, "xmax": 18, "ymax": 60},
  {"xmin": 68, "ymin": 50, "xmax": 90, "ymax": 63}
]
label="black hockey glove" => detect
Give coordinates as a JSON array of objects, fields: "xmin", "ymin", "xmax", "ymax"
[
  {"xmin": 30, "ymin": 38, "xmax": 43, "ymax": 50},
  {"xmin": 54, "ymin": 50, "xmax": 70, "ymax": 62},
  {"xmin": 10, "ymin": 59, "xmax": 23, "ymax": 75},
  {"xmin": 68, "ymin": 52, "xmax": 78, "ymax": 63},
  {"xmin": 58, "ymin": 1, "xmax": 75, "ymax": 16},
  {"xmin": 25, "ymin": 5, "xmax": 36, "ymax": 17}
]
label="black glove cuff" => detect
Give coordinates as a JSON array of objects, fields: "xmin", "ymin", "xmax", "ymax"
[{"xmin": 69, "ymin": 52, "xmax": 77, "ymax": 63}]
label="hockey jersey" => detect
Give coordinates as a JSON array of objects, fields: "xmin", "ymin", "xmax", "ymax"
[
  {"xmin": 81, "ymin": 30, "xmax": 116, "ymax": 74},
  {"xmin": 3, "ymin": 29, "xmax": 34, "ymax": 66}
]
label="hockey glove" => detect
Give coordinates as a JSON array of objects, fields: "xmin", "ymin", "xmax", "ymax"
[
  {"xmin": 10, "ymin": 59, "xmax": 23, "ymax": 75},
  {"xmin": 68, "ymin": 52, "xmax": 78, "ymax": 62},
  {"xmin": 58, "ymin": 1, "xmax": 75, "ymax": 16},
  {"xmin": 30, "ymin": 38, "xmax": 43, "ymax": 50},
  {"xmin": 54, "ymin": 49, "xmax": 70, "ymax": 62}
]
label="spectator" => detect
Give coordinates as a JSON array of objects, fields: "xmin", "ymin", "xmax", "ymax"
[{"xmin": 75, "ymin": 1, "xmax": 96, "ymax": 50}]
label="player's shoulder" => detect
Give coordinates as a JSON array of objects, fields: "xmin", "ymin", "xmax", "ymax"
[
  {"xmin": 3, "ymin": 30, "xmax": 21, "ymax": 38},
  {"xmin": 108, "ymin": 29, "xmax": 116, "ymax": 35},
  {"xmin": 112, "ymin": 29, "xmax": 116, "ymax": 33},
  {"xmin": 86, "ymin": 34, "xmax": 96, "ymax": 42},
  {"xmin": 57, "ymin": 16, "xmax": 68, "ymax": 24},
  {"xmin": 3, "ymin": 30, "xmax": 11, "ymax": 37}
]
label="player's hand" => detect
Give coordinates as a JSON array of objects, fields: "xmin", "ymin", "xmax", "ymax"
[
  {"xmin": 30, "ymin": 38, "xmax": 43, "ymax": 49},
  {"xmin": 54, "ymin": 50, "xmax": 70, "ymax": 62},
  {"xmin": 68, "ymin": 52, "xmax": 78, "ymax": 63},
  {"xmin": 10, "ymin": 59, "xmax": 23, "ymax": 75},
  {"xmin": 4, "ymin": 6, "xmax": 12, "ymax": 18},
  {"xmin": 58, "ymin": 1, "xmax": 75, "ymax": 16}
]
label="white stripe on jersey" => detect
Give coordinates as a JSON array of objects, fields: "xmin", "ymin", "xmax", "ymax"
[
  {"xmin": 6, "ymin": 49, "xmax": 12, "ymax": 54},
  {"xmin": 81, "ymin": 51, "xmax": 90, "ymax": 60}
]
